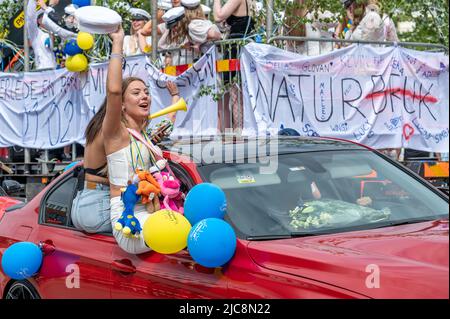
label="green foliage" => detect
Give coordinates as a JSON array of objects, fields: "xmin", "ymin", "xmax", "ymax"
[
  {"xmin": 257, "ymin": 0, "xmax": 448, "ymax": 47},
  {"xmin": 0, "ymin": 0, "xmax": 25, "ymax": 38}
]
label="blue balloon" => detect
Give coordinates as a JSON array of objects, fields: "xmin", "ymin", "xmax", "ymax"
[
  {"xmin": 1, "ymin": 242, "xmax": 43, "ymax": 280},
  {"xmin": 72, "ymin": 0, "xmax": 90, "ymax": 8},
  {"xmin": 64, "ymin": 39, "xmax": 83, "ymax": 56},
  {"xmin": 184, "ymin": 183, "xmax": 227, "ymax": 226},
  {"xmin": 187, "ymin": 218, "xmax": 236, "ymax": 268}
]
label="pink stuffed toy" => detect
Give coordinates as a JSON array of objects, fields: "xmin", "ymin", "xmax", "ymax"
[{"xmin": 153, "ymin": 171, "xmax": 184, "ymax": 214}]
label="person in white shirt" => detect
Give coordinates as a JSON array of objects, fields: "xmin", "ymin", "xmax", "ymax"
[
  {"xmin": 158, "ymin": 6, "xmax": 191, "ymax": 66},
  {"xmin": 335, "ymin": 0, "xmax": 398, "ymax": 43},
  {"xmin": 25, "ymin": 0, "xmax": 57, "ymax": 70},
  {"xmin": 181, "ymin": 0, "xmax": 222, "ymax": 53},
  {"xmin": 123, "ymin": 8, "xmax": 152, "ymax": 56},
  {"xmin": 141, "ymin": 0, "xmax": 173, "ymax": 38},
  {"xmin": 38, "ymin": 0, "xmax": 78, "ymax": 42}
]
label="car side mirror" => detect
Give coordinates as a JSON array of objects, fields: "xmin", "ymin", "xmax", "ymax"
[{"xmin": 2, "ymin": 180, "xmax": 23, "ymax": 196}]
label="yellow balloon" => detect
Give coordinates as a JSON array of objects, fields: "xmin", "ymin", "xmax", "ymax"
[
  {"xmin": 66, "ymin": 54, "xmax": 88, "ymax": 72},
  {"xmin": 143, "ymin": 210, "xmax": 191, "ymax": 254},
  {"xmin": 77, "ymin": 32, "xmax": 94, "ymax": 50}
]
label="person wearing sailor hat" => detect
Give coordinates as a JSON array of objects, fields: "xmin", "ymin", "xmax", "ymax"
[
  {"xmin": 158, "ymin": 6, "xmax": 191, "ymax": 66},
  {"xmin": 181, "ymin": 0, "xmax": 221, "ymax": 49},
  {"xmin": 181, "ymin": 0, "xmax": 211, "ymax": 17},
  {"xmin": 159, "ymin": 0, "xmax": 173, "ymax": 11},
  {"xmin": 140, "ymin": 0, "xmax": 175, "ymax": 39},
  {"xmin": 38, "ymin": 0, "xmax": 79, "ymax": 42},
  {"xmin": 25, "ymin": 0, "xmax": 57, "ymax": 70},
  {"xmin": 130, "ymin": 8, "xmax": 151, "ymax": 21},
  {"xmin": 123, "ymin": 8, "xmax": 153, "ymax": 56},
  {"xmin": 161, "ymin": 6, "xmax": 186, "ymax": 30}
]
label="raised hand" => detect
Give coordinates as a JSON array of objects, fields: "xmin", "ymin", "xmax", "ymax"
[{"xmin": 109, "ymin": 24, "xmax": 125, "ymax": 42}]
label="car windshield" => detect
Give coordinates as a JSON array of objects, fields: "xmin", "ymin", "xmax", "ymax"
[{"xmin": 198, "ymin": 150, "xmax": 449, "ymax": 239}]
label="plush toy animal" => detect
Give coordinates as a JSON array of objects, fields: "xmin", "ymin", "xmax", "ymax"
[
  {"xmin": 114, "ymin": 183, "xmax": 142, "ymax": 238},
  {"xmin": 135, "ymin": 169, "xmax": 161, "ymax": 204},
  {"xmin": 153, "ymin": 171, "xmax": 184, "ymax": 214}
]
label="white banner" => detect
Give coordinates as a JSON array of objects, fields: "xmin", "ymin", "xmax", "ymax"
[
  {"xmin": 241, "ymin": 43, "xmax": 449, "ymax": 152},
  {"xmin": 0, "ymin": 47, "xmax": 218, "ymax": 149}
]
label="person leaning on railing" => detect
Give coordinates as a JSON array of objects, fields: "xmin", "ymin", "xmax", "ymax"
[
  {"xmin": 158, "ymin": 6, "xmax": 191, "ymax": 66},
  {"xmin": 140, "ymin": 0, "xmax": 172, "ymax": 40},
  {"xmin": 182, "ymin": 0, "xmax": 222, "ymax": 53},
  {"xmin": 334, "ymin": 0, "xmax": 398, "ymax": 43}
]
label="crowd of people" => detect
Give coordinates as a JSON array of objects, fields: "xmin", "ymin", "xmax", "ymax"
[
  {"xmin": 22, "ymin": 0, "xmax": 405, "ymax": 71},
  {"xmin": 15, "ymin": 0, "xmax": 444, "ymax": 162}
]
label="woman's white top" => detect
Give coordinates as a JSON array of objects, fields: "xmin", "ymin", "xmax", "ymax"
[
  {"xmin": 123, "ymin": 35, "xmax": 153, "ymax": 56},
  {"xmin": 188, "ymin": 19, "xmax": 221, "ymax": 45},
  {"xmin": 347, "ymin": 6, "xmax": 398, "ymax": 42},
  {"xmin": 158, "ymin": 30, "xmax": 192, "ymax": 65},
  {"xmin": 106, "ymin": 141, "xmax": 152, "ymax": 187}
]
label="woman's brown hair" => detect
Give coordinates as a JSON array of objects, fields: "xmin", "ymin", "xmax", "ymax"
[
  {"xmin": 85, "ymin": 99, "xmax": 107, "ymax": 145},
  {"xmin": 168, "ymin": 17, "xmax": 189, "ymax": 46},
  {"xmin": 185, "ymin": 6, "xmax": 206, "ymax": 24},
  {"xmin": 85, "ymin": 77, "xmax": 149, "ymax": 145}
]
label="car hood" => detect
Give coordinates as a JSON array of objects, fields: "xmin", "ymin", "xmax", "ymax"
[
  {"xmin": 247, "ymin": 220, "xmax": 449, "ymax": 299},
  {"xmin": 0, "ymin": 197, "xmax": 22, "ymax": 220}
]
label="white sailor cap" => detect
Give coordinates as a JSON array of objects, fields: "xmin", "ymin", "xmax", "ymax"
[
  {"xmin": 75, "ymin": 6, "xmax": 123, "ymax": 34},
  {"xmin": 130, "ymin": 8, "xmax": 151, "ymax": 20},
  {"xmin": 201, "ymin": 4, "xmax": 211, "ymax": 15},
  {"xmin": 158, "ymin": 0, "xmax": 173, "ymax": 11},
  {"xmin": 64, "ymin": 4, "xmax": 78, "ymax": 16},
  {"xmin": 181, "ymin": 0, "xmax": 200, "ymax": 8},
  {"xmin": 162, "ymin": 6, "xmax": 185, "ymax": 28}
]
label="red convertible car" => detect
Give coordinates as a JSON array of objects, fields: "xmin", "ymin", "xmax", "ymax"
[{"xmin": 0, "ymin": 137, "xmax": 448, "ymax": 299}]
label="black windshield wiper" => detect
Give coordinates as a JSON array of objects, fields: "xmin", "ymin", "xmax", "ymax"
[
  {"xmin": 370, "ymin": 218, "xmax": 442, "ymax": 228},
  {"xmin": 246, "ymin": 234, "xmax": 294, "ymax": 241},
  {"xmin": 247, "ymin": 233, "xmax": 326, "ymax": 241}
]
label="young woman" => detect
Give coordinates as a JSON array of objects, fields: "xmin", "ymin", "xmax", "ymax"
[
  {"xmin": 123, "ymin": 8, "xmax": 152, "ymax": 56},
  {"xmin": 158, "ymin": 6, "xmax": 191, "ymax": 66},
  {"xmin": 140, "ymin": 0, "xmax": 173, "ymax": 39},
  {"xmin": 213, "ymin": 0, "xmax": 255, "ymax": 131},
  {"xmin": 71, "ymin": 27, "xmax": 179, "ymax": 238},
  {"xmin": 335, "ymin": 0, "xmax": 398, "ymax": 42},
  {"xmin": 182, "ymin": 0, "xmax": 222, "ymax": 52},
  {"xmin": 71, "ymin": 102, "xmax": 111, "ymax": 234},
  {"xmin": 105, "ymin": 25, "xmax": 180, "ymax": 254}
]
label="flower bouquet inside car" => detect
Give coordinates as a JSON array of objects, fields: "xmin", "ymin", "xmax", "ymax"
[{"xmin": 288, "ymin": 199, "xmax": 391, "ymax": 230}]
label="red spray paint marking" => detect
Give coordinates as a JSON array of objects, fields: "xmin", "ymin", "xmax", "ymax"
[
  {"xmin": 365, "ymin": 89, "xmax": 438, "ymax": 103},
  {"xmin": 403, "ymin": 123, "xmax": 415, "ymax": 141}
]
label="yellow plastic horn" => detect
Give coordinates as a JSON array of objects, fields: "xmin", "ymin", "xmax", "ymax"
[{"xmin": 148, "ymin": 98, "xmax": 187, "ymax": 120}]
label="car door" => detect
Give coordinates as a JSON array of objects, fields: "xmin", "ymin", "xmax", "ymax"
[
  {"xmin": 110, "ymin": 161, "xmax": 229, "ymax": 298},
  {"xmin": 31, "ymin": 169, "xmax": 115, "ymax": 298}
]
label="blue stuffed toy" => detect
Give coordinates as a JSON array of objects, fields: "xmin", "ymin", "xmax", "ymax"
[{"xmin": 114, "ymin": 184, "xmax": 142, "ymax": 238}]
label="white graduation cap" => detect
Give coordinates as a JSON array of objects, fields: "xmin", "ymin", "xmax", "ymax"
[
  {"xmin": 158, "ymin": 0, "xmax": 173, "ymax": 11},
  {"xmin": 64, "ymin": 4, "xmax": 78, "ymax": 16},
  {"xmin": 181, "ymin": 0, "xmax": 200, "ymax": 8},
  {"xmin": 162, "ymin": 6, "xmax": 185, "ymax": 29},
  {"xmin": 75, "ymin": 6, "xmax": 123, "ymax": 34},
  {"xmin": 201, "ymin": 4, "xmax": 211, "ymax": 15},
  {"xmin": 130, "ymin": 8, "xmax": 151, "ymax": 21}
]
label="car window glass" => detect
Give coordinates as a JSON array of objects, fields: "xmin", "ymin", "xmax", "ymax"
[
  {"xmin": 199, "ymin": 150, "xmax": 449, "ymax": 239},
  {"xmin": 42, "ymin": 177, "xmax": 78, "ymax": 227}
]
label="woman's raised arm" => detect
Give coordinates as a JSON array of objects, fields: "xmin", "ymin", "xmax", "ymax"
[
  {"xmin": 103, "ymin": 25, "xmax": 125, "ymax": 139},
  {"xmin": 213, "ymin": 0, "xmax": 242, "ymax": 23}
]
